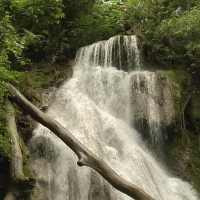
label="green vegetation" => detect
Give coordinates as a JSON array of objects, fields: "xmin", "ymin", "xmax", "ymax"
[
  {"xmin": 69, "ymin": 1, "xmax": 124, "ymax": 48},
  {"xmin": 125, "ymin": 0, "xmax": 200, "ymax": 67}
]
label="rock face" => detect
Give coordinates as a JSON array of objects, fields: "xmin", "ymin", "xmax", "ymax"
[
  {"xmin": 191, "ymin": 93, "xmax": 200, "ymax": 132},
  {"xmin": 129, "ymin": 71, "xmax": 175, "ymax": 144},
  {"xmin": 40, "ymin": 87, "xmax": 57, "ymax": 111}
]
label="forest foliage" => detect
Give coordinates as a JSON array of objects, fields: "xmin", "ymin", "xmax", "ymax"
[{"xmin": 125, "ymin": 0, "xmax": 200, "ymax": 67}]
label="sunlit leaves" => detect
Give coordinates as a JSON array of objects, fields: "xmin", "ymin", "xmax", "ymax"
[
  {"xmin": 159, "ymin": 6, "xmax": 200, "ymax": 38},
  {"xmin": 10, "ymin": 0, "xmax": 64, "ymax": 31},
  {"xmin": 124, "ymin": 0, "xmax": 200, "ymax": 65}
]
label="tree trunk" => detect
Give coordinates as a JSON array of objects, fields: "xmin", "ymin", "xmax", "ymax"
[
  {"xmin": 6, "ymin": 101, "xmax": 27, "ymax": 182},
  {"xmin": 7, "ymin": 83, "xmax": 155, "ymax": 200},
  {"xmin": 5, "ymin": 101, "xmax": 28, "ymax": 200}
]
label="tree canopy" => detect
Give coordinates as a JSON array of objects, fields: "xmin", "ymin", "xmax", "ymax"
[{"xmin": 125, "ymin": 0, "xmax": 200, "ymax": 67}]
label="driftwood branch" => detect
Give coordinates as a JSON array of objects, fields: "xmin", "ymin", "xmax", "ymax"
[{"xmin": 7, "ymin": 83, "xmax": 154, "ymax": 200}]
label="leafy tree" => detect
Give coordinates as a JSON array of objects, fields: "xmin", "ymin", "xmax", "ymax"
[
  {"xmin": 124, "ymin": 0, "xmax": 200, "ymax": 67},
  {"xmin": 69, "ymin": 1, "xmax": 125, "ymax": 48},
  {"xmin": 158, "ymin": 5, "xmax": 200, "ymax": 65}
]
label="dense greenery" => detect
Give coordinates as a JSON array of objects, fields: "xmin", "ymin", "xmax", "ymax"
[
  {"xmin": 69, "ymin": 1, "xmax": 125, "ymax": 48},
  {"xmin": 125, "ymin": 0, "xmax": 200, "ymax": 67}
]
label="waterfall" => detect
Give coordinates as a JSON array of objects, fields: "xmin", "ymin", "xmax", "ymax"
[
  {"xmin": 30, "ymin": 35, "xmax": 198, "ymax": 200},
  {"xmin": 76, "ymin": 35, "xmax": 141, "ymax": 70}
]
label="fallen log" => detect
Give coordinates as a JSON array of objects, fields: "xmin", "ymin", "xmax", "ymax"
[{"xmin": 7, "ymin": 83, "xmax": 155, "ymax": 200}]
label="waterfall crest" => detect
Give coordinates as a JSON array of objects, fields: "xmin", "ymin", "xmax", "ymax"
[
  {"xmin": 30, "ymin": 35, "xmax": 198, "ymax": 200},
  {"xmin": 76, "ymin": 35, "xmax": 141, "ymax": 70}
]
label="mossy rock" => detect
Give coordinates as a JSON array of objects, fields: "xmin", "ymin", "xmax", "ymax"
[
  {"xmin": 191, "ymin": 93, "xmax": 200, "ymax": 127},
  {"xmin": 165, "ymin": 130, "xmax": 200, "ymax": 195},
  {"xmin": 0, "ymin": 118, "xmax": 11, "ymax": 160},
  {"xmin": 146, "ymin": 69, "xmax": 200, "ymax": 195},
  {"xmin": 157, "ymin": 69, "xmax": 191, "ymax": 120}
]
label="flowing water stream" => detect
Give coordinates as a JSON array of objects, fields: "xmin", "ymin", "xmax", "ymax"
[{"xmin": 30, "ymin": 35, "xmax": 198, "ymax": 200}]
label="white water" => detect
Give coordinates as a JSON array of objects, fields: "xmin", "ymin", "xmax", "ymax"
[{"xmin": 30, "ymin": 35, "xmax": 198, "ymax": 200}]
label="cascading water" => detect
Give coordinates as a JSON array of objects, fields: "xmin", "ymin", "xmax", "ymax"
[{"xmin": 30, "ymin": 35, "xmax": 198, "ymax": 200}]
